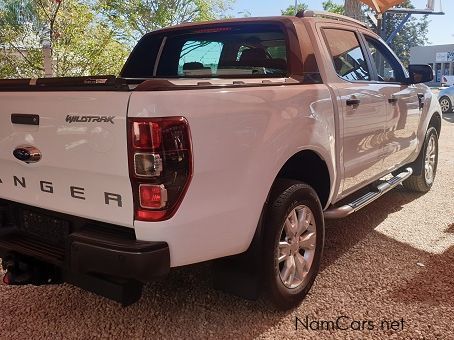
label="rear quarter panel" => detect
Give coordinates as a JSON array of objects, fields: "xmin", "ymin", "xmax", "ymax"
[{"xmin": 129, "ymin": 84, "xmax": 336, "ymax": 266}]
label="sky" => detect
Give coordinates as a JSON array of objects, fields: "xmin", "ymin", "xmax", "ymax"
[{"xmin": 229, "ymin": 0, "xmax": 453, "ymax": 46}]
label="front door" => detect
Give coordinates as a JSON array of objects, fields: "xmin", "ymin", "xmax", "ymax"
[{"xmin": 362, "ymin": 35, "xmax": 421, "ymax": 173}]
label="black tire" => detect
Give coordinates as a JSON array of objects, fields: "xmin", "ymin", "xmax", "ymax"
[
  {"xmin": 439, "ymin": 96, "xmax": 452, "ymax": 113},
  {"xmin": 403, "ymin": 127, "xmax": 439, "ymax": 193},
  {"xmin": 263, "ymin": 180, "xmax": 324, "ymax": 310}
]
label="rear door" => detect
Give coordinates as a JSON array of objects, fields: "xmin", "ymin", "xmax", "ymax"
[
  {"xmin": 0, "ymin": 91, "xmax": 134, "ymax": 227},
  {"xmin": 321, "ymin": 28, "xmax": 387, "ymax": 196}
]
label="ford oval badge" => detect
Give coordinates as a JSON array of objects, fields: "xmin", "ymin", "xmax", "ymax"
[{"xmin": 13, "ymin": 146, "xmax": 42, "ymax": 164}]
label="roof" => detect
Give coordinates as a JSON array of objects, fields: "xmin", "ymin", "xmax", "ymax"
[
  {"xmin": 151, "ymin": 16, "xmax": 299, "ymax": 34},
  {"xmin": 149, "ymin": 12, "xmax": 368, "ymax": 36}
]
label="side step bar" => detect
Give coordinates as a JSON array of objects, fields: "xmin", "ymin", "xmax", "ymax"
[{"xmin": 324, "ymin": 167, "xmax": 413, "ymax": 219}]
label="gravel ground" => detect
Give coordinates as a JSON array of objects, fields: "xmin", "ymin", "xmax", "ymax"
[{"xmin": 1, "ymin": 114, "xmax": 453, "ymax": 340}]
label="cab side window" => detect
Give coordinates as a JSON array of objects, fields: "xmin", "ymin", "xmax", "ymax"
[
  {"xmin": 323, "ymin": 29, "xmax": 370, "ymax": 81},
  {"xmin": 364, "ymin": 37, "xmax": 407, "ymax": 83}
]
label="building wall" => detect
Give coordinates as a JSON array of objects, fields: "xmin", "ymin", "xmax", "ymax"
[{"xmin": 410, "ymin": 44, "xmax": 454, "ymax": 86}]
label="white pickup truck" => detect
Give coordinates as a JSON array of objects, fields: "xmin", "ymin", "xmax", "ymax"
[{"xmin": 0, "ymin": 11, "xmax": 442, "ymax": 309}]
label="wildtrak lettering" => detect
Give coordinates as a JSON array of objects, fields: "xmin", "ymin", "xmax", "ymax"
[{"xmin": 65, "ymin": 115, "xmax": 115, "ymax": 124}]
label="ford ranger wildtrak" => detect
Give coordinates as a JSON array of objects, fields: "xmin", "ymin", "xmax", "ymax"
[{"xmin": 0, "ymin": 11, "xmax": 441, "ymax": 309}]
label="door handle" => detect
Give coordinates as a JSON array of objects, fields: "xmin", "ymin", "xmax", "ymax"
[
  {"xmin": 388, "ymin": 97, "xmax": 398, "ymax": 104},
  {"xmin": 11, "ymin": 113, "xmax": 40, "ymax": 125},
  {"xmin": 346, "ymin": 98, "xmax": 361, "ymax": 106},
  {"xmin": 417, "ymin": 93, "xmax": 425, "ymax": 109}
]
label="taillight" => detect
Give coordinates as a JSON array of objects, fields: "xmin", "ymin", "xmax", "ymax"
[{"xmin": 128, "ymin": 117, "xmax": 192, "ymax": 221}]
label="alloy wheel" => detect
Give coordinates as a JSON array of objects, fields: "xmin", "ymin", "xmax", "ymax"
[
  {"xmin": 276, "ymin": 205, "xmax": 316, "ymax": 289},
  {"xmin": 440, "ymin": 97, "xmax": 451, "ymax": 113},
  {"xmin": 424, "ymin": 133, "xmax": 437, "ymax": 185}
]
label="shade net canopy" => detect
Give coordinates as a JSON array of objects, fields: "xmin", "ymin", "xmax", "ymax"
[{"xmin": 358, "ymin": 0, "xmax": 406, "ymax": 13}]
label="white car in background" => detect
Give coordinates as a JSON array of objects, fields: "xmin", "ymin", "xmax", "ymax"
[
  {"xmin": 442, "ymin": 75, "xmax": 454, "ymax": 87},
  {"xmin": 439, "ymin": 85, "xmax": 454, "ymax": 113}
]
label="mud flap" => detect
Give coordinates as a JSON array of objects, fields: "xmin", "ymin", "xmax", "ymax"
[{"xmin": 212, "ymin": 205, "xmax": 266, "ymax": 300}]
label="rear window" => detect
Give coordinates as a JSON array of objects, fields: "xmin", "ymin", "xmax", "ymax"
[{"xmin": 121, "ymin": 24, "xmax": 288, "ymax": 78}]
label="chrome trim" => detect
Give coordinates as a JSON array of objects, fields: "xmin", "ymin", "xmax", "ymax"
[
  {"xmin": 153, "ymin": 36, "xmax": 167, "ymax": 77},
  {"xmin": 12, "ymin": 145, "xmax": 42, "ymax": 164},
  {"xmin": 134, "ymin": 152, "xmax": 163, "ymax": 178}
]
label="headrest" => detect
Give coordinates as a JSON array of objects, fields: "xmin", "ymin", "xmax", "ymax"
[{"xmin": 239, "ymin": 48, "xmax": 268, "ymax": 64}]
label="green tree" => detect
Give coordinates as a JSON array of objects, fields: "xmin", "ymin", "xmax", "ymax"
[
  {"xmin": 51, "ymin": 0, "xmax": 130, "ymax": 76},
  {"xmin": 1, "ymin": 0, "xmax": 234, "ymax": 79},
  {"xmin": 281, "ymin": 3, "xmax": 308, "ymax": 16},
  {"xmin": 0, "ymin": 0, "xmax": 129, "ymax": 78},
  {"xmin": 281, "ymin": 1, "xmax": 344, "ymax": 15},
  {"xmin": 383, "ymin": 0, "xmax": 429, "ymax": 67},
  {"xmin": 97, "ymin": 0, "xmax": 233, "ymax": 43},
  {"xmin": 322, "ymin": 0, "xmax": 344, "ymax": 14},
  {"xmin": 0, "ymin": 0, "xmax": 45, "ymax": 78}
]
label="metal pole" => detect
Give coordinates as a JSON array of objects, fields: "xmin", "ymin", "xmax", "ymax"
[
  {"xmin": 385, "ymin": 13, "xmax": 412, "ymax": 44},
  {"xmin": 295, "ymin": 0, "xmax": 298, "ymax": 15}
]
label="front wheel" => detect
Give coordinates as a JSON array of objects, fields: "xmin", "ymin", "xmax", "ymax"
[
  {"xmin": 263, "ymin": 181, "xmax": 324, "ymax": 310},
  {"xmin": 403, "ymin": 127, "xmax": 439, "ymax": 192}
]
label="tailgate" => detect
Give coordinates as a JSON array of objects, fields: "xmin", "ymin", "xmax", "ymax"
[{"xmin": 0, "ymin": 92, "xmax": 134, "ymax": 227}]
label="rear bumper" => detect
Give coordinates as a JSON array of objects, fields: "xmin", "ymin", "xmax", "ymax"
[
  {"xmin": 0, "ymin": 230, "xmax": 170, "ymax": 283},
  {"xmin": 0, "ymin": 202, "xmax": 170, "ymax": 283},
  {"xmin": 69, "ymin": 231, "xmax": 170, "ymax": 282}
]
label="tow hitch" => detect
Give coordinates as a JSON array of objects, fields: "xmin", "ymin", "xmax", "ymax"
[
  {"xmin": 1, "ymin": 253, "xmax": 62, "ymax": 286},
  {"xmin": 1, "ymin": 253, "xmax": 143, "ymax": 306}
]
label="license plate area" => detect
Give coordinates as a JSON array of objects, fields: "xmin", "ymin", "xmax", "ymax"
[{"xmin": 19, "ymin": 210, "xmax": 70, "ymax": 247}]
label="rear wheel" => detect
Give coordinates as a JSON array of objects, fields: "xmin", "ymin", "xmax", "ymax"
[
  {"xmin": 403, "ymin": 127, "xmax": 439, "ymax": 193},
  {"xmin": 439, "ymin": 96, "xmax": 452, "ymax": 113},
  {"xmin": 263, "ymin": 181, "xmax": 324, "ymax": 310}
]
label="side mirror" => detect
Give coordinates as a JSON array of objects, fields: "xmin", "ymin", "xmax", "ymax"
[{"xmin": 405, "ymin": 64, "xmax": 433, "ymax": 84}]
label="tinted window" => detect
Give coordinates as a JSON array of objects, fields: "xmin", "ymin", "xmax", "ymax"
[
  {"xmin": 365, "ymin": 37, "xmax": 407, "ymax": 82},
  {"xmin": 122, "ymin": 24, "xmax": 288, "ymax": 78},
  {"xmin": 159, "ymin": 26, "xmax": 287, "ymax": 78},
  {"xmin": 323, "ymin": 29, "xmax": 370, "ymax": 81},
  {"xmin": 121, "ymin": 37, "xmax": 163, "ymax": 78}
]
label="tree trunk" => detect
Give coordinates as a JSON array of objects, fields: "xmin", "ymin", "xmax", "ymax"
[
  {"xmin": 344, "ymin": 0, "xmax": 363, "ymax": 21},
  {"xmin": 43, "ymin": 43, "xmax": 53, "ymax": 78}
]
